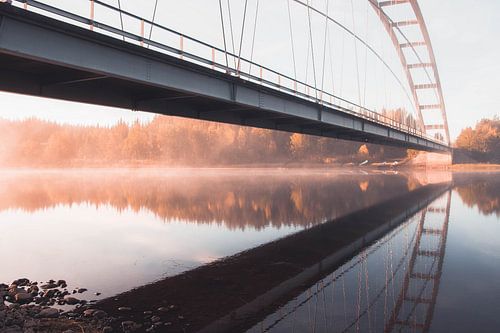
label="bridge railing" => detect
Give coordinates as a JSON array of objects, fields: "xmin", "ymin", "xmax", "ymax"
[{"xmin": 10, "ymin": 0, "xmax": 445, "ymax": 146}]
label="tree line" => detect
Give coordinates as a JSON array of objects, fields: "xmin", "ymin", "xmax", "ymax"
[
  {"xmin": 455, "ymin": 116, "xmax": 500, "ymax": 163},
  {"xmin": 0, "ymin": 115, "xmax": 408, "ymax": 167}
]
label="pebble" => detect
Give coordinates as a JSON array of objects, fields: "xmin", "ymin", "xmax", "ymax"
[
  {"xmin": 121, "ymin": 320, "xmax": 140, "ymax": 332},
  {"xmin": 40, "ymin": 283, "xmax": 58, "ymax": 290},
  {"xmin": 151, "ymin": 315, "xmax": 161, "ymax": 323},
  {"xmin": 2, "ymin": 327, "xmax": 23, "ymax": 333},
  {"xmin": 118, "ymin": 306, "xmax": 132, "ymax": 312},
  {"xmin": 83, "ymin": 309, "xmax": 95, "ymax": 317},
  {"xmin": 1, "ymin": 278, "xmax": 115, "ymax": 332},
  {"xmin": 157, "ymin": 307, "xmax": 169, "ymax": 312}
]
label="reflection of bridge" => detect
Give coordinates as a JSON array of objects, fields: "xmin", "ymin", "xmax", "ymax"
[
  {"xmin": 0, "ymin": 0, "xmax": 449, "ymax": 152},
  {"xmin": 385, "ymin": 190, "xmax": 450, "ymax": 332},
  {"xmin": 247, "ymin": 189, "xmax": 451, "ymax": 333},
  {"xmin": 90, "ymin": 182, "xmax": 450, "ymax": 332}
]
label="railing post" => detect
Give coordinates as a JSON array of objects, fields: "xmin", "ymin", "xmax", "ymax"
[
  {"xmin": 259, "ymin": 67, "xmax": 263, "ymax": 82},
  {"xmin": 89, "ymin": 0, "xmax": 94, "ymax": 31},
  {"xmin": 211, "ymin": 48, "xmax": 215, "ymax": 70},
  {"xmin": 180, "ymin": 36, "xmax": 184, "ymax": 60},
  {"xmin": 140, "ymin": 19, "xmax": 144, "ymax": 46}
]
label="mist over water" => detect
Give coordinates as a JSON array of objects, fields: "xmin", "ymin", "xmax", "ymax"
[{"xmin": 0, "ymin": 169, "xmax": 428, "ymax": 296}]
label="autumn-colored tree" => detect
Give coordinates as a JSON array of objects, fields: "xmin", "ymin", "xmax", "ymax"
[
  {"xmin": 455, "ymin": 117, "xmax": 500, "ymax": 162},
  {"xmin": 0, "ymin": 114, "xmax": 409, "ymax": 167}
]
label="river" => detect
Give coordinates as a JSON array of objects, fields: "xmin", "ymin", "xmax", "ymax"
[{"xmin": 0, "ymin": 168, "xmax": 498, "ymax": 332}]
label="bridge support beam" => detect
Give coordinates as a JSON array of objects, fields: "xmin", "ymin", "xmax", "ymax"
[{"xmin": 0, "ymin": 4, "xmax": 449, "ymax": 153}]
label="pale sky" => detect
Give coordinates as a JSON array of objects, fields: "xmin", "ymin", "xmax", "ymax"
[{"xmin": 0, "ymin": 0, "xmax": 498, "ymax": 140}]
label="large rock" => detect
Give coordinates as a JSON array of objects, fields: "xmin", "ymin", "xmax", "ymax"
[
  {"xmin": 92, "ymin": 310, "xmax": 107, "ymax": 319},
  {"xmin": 14, "ymin": 292, "xmax": 32, "ymax": 304},
  {"xmin": 40, "ymin": 283, "xmax": 58, "ymax": 290},
  {"xmin": 64, "ymin": 296, "xmax": 80, "ymax": 305},
  {"xmin": 38, "ymin": 307, "xmax": 59, "ymax": 318},
  {"xmin": 11, "ymin": 279, "xmax": 30, "ymax": 287},
  {"xmin": 8, "ymin": 287, "xmax": 25, "ymax": 297}
]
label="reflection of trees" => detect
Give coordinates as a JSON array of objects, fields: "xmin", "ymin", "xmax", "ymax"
[
  {"xmin": 456, "ymin": 179, "xmax": 500, "ymax": 217},
  {"xmin": 0, "ymin": 172, "xmax": 416, "ymax": 230}
]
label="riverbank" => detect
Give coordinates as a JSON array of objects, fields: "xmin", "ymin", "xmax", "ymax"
[{"xmin": 450, "ymin": 163, "xmax": 500, "ymax": 171}]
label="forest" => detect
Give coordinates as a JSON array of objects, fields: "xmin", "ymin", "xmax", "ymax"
[
  {"xmin": 454, "ymin": 117, "xmax": 500, "ymax": 163},
  {"xmin": 0, "ymin": 115, "xmax": 407, "ymax": 167}
]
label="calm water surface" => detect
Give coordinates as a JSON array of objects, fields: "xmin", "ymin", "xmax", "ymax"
[
  {"xmin": 0, "ymin": 169, "xmax": 427, "ymax": 296},
  {"xmin": 247, "ymin": 172, "xmax": 500, "ymax": 333},
  {"xmin": 1, "ymin": 168, "xmax": 499, "ymax": 332}
]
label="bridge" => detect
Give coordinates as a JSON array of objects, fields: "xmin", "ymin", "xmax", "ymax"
[{"xmin": 0, "ymin": 0, "xmax": 450, "ymax": 152}]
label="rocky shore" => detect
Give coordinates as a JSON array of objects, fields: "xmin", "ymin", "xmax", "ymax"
[{"xmin": 0, "ymin": 278, "xmax": 177, "ymax": 332}]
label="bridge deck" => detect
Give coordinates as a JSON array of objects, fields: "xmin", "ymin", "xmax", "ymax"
[{"xmin": 0, "ymin": 3, "xmax": 449, "ymax": 152}]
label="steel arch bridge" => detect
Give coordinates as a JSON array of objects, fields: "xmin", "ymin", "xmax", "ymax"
[
  {"xmin": 0, "ymin": 0, "xmax": 450, "ymax": 151},
  {"xmin": 369, "ymin": 0, "xmax": 450, "ymax": 144}
]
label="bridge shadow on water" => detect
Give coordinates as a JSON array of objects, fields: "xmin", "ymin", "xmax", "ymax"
[{"xmin": 90, "ymin": 179, "xmax": 452, "ymax": 333}]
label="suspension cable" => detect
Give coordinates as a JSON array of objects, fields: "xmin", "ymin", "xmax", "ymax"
[
  {"xmin": 320, "ymin": 0, "xmax": 330, "ymax": 95},
  {"xmin": 327, "ymin": 23, "xmax": 335, "ymax": 100},
  {"xmin": 147, "ymin": 0, "xmax": 158, "ymax": 49},
  {"xmin": 218, "ymin": 0, "xmax": 230, "ymax": 70},
  {"xmin": 306, "ymin": 0, "xmax": 318, "ymax": 100},
  {"xmin": 304, "ymin": 28, "xmax": 311, "ymax": 91},
  {"xmin": 292, "ymin": 0, "xmax": 415, "ymax": 112},
  {"xmin": 248, "ymin": 0, "xmax": 260, "ymax": 75},
  {"xmin": 338, "ymin": 3, "xmax": 346, "ymax": 99},
  {"xmin": 117, "ymin": 0, "xmax": 124, "ymax": 41},
  {"xmin": 236, "ymin": 0, "xmax": 249, "ymax": 74},
  {"xmin": 362, "ymin": 1, "xmax": 369, "ymax": 107},
  {"xmin": 350, "ymin": 0, "xmax": 362, "ymax": 106},
  {"xmin": 226, "ymin": 0, "xmax": 237, "ymax": 69},
  {"xmin": 287, "ymin": 0, "xmax": 297, "ymax": 81}
]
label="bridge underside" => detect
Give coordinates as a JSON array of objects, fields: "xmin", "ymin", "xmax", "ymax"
[{"xmin": 0, "ymin": 4, "xmax": 449, "ymax": 153}]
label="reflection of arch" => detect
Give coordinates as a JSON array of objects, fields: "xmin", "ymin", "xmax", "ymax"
[
  {"xmin": 369, "ymin": 0, "xmax": 450, "ymax": 144},
  {"xmin": 384, "ymin": 190, "xmax": 451, "ymax": 332},
  {"xmin": 242, "ymin": 186, "xmax": 450, "ymax": 333}
]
